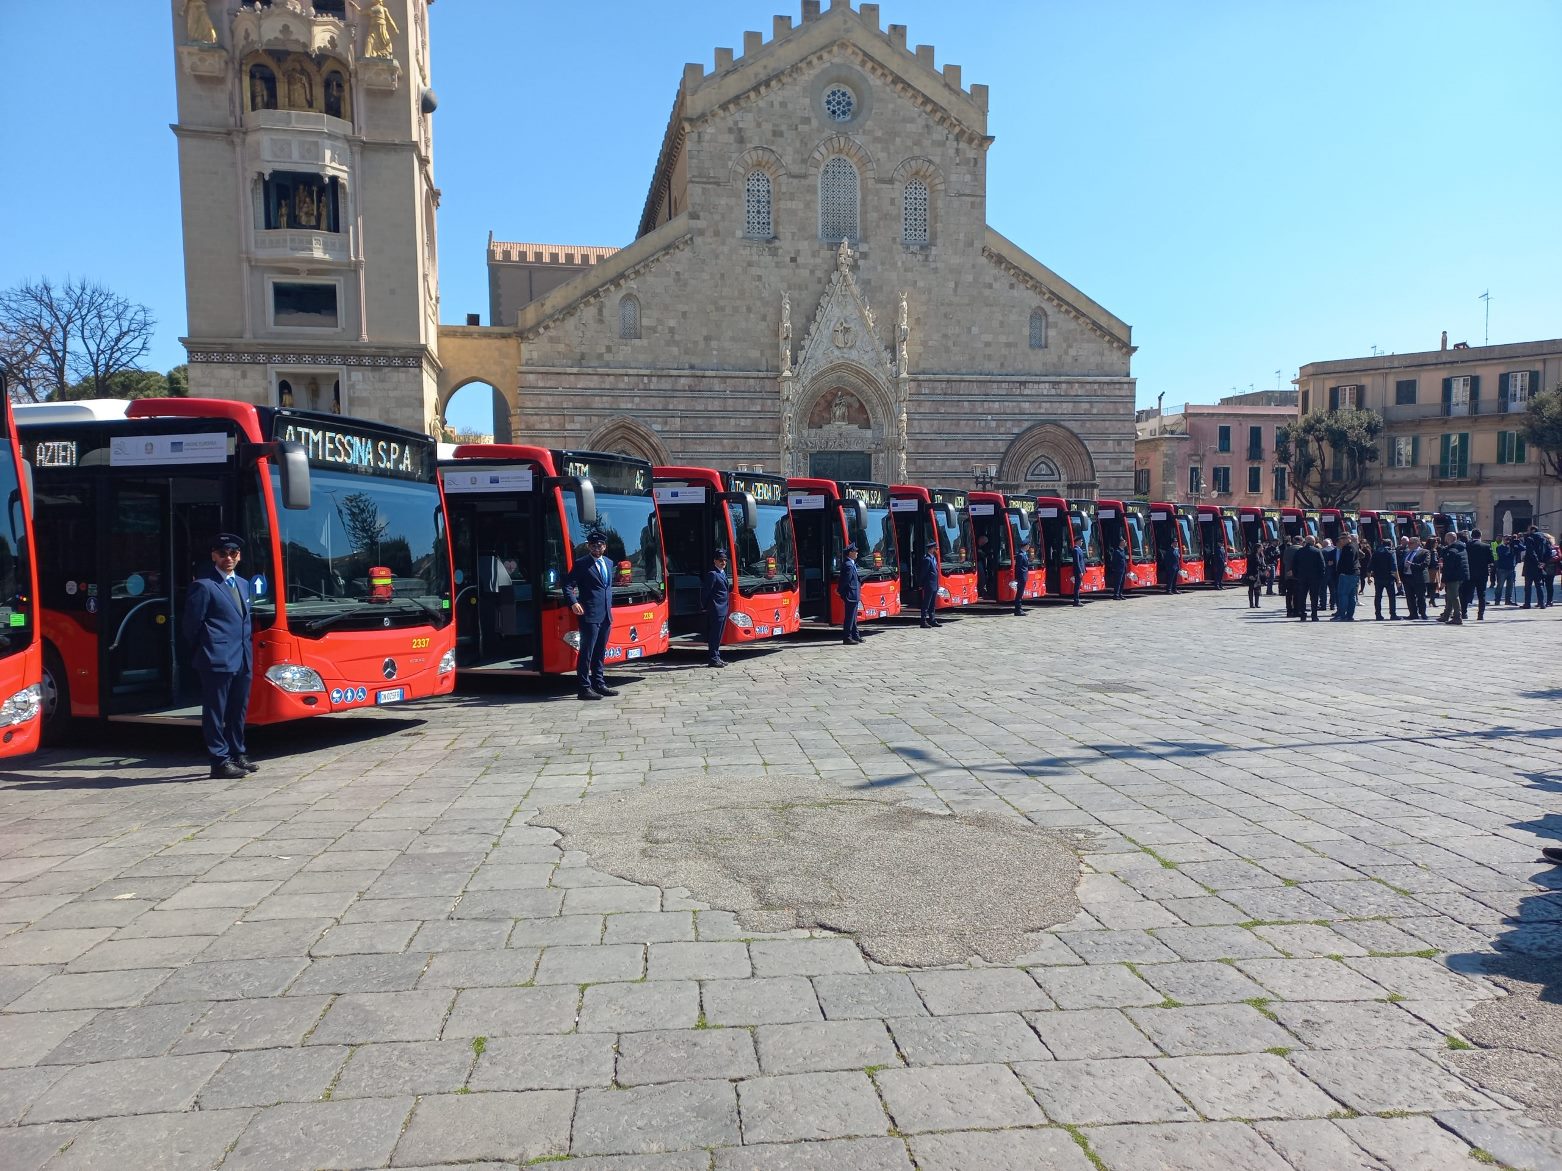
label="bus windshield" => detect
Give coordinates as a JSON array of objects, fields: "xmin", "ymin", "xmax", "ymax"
[
  {"xmin": 1070, "ymin": 507, "xmax": 1101, "ymax": 564},
  {"xmin": 1124, "ymin": 512, "xmax": 1147, "ymax": 560},
  {"xmin": 0, "ymin": 433, "xmax": 33, "ymax": 657},
  {"xmin": 936, "ymin": 503, "xmax": 973, "ymax": 572},
  {"xmin": 275, "ymin": 470, "xmax": 451, "ymax": 635},
  {"xmin": 849, "ymin": 503, "xmax": 898, "ymax": 581},
  {"xmin": 1222, "ymin": 515, "xmax": 1240, "ymax": 553},
  {"xmin": 1176, "ymin": 515, "xmax": 1197, "ymax": 556},
  {"xmin": 729, "ymin": 499, "xmax": 796, "ymax": 594},
  {"xmin": 565, "ymin": 491, "xmax": 664, "ymax": 604}
]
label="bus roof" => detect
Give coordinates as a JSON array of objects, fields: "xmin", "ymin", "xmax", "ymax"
[
  {"xmin": 13, "ymin": 400, "xmax": 135, "ymax": 425},
  {"xmin": 889, "ymin": 484, "xmax": 932, "ymax": 501}
]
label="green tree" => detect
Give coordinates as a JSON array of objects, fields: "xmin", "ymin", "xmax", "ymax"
[
  {"xmin": 1274, "ymin": 407, "xmax": 1384, "ymax": 508},
  {"xmin": 60, "ymin": 369, "xmax": 170, "ymax": 400},
  {"xmin": 166, "ymin": 364, "xmax": 189, "ymax": 397},
  {"xmin": 1518, "ymin": 385, "xmax": 1562, "ymax": 481}
]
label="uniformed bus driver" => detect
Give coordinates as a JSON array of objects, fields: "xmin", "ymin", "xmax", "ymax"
[
  {"xmin": 564, "ymin": 530, "xmax": 618, "ymax": 700},
  {"xmin": 182, "ymin": 533, "xmax": 259, "ymax": 778}
]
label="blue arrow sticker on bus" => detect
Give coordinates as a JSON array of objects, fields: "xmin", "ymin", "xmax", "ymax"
[{"xmin": 252, "ymin": 575, "xmax": 266, "ymax": 595}]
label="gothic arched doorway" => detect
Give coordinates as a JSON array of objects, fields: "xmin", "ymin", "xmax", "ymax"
[{"xmin": 793, "ymin": 368, "xmax": 894, "ymax": 481}]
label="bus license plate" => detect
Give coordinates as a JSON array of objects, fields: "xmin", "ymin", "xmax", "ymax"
[
  {"xmin": 756, "ymin": 625, "xmax": 770, "ymax": 636},
  {"xmin": 376, "ymin": 688, "xmax": 405, "ymax": 705},
  {"xmin": 627, "ymin": 647, "xmax": 643, "ymax": 659}
]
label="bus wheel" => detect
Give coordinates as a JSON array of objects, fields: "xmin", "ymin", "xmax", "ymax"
[{"xmin": 40, "ymin": 647, "xmax": 72, "ymax": 746}]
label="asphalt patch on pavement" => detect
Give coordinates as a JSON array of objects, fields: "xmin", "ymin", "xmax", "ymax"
[
  {"xmin": 1454, "ymin": 955, "xmax": 1562, "ymax": 1125},
  {"xmin": 532, "ymin": 775, "xmax": 1081, "ymax": 967}
]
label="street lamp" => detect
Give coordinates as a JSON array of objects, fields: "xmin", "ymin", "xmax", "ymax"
[{"xmin": 972, "ymin": 462, "xmax": 997, "ymax": 490}]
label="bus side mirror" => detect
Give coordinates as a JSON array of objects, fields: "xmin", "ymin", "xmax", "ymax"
[
  {"xmin": 936, "ymin": 502, "xmax": 956, "ymax": 527},
  {"xmin": 550, "ymin": 476, "xmax": 599, "ymax": 528},
  {"xmin": 722, "ymin": 491, "xmax": 758, "ymax": 532},
  {"xmin": 1008, "ymin": 509, "xmax": 1030, "ymax": 540},
  {"xmin": 841, "ymin": 497, "xmax": 865, "ymax": 527},
  {"xmin": 276, "ymin": 442, "xmax": 311, "ymax": 510}
]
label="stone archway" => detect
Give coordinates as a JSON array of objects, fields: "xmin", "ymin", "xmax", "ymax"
[
  {"xmin": 436, "ymin": 326, "xmax": 519, "ymax": 440},
  {"xmin": 585, "ymin": 416, "xmax": 672, "ymax": 466},
  {"xmin": 793, "ymin": 363, "xmax": 896, "ymax": 481},
  {"xmin": 999, "ymin": 422, "xmax": 1097, "ymax": 496}
]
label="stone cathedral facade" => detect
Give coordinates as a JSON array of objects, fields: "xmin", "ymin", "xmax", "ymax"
[{"xmin": 479, "ymin": 1, "xmax": 1136, "ymax": 494}]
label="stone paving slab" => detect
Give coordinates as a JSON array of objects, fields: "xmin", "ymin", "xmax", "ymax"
[{"xmin": 4, "ymin": 592, "xmax": 1557, "ymax": 1167}]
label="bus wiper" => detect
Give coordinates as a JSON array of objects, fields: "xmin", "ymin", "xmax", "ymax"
[
  {"xmin": 300, "ymin": 605, "xmax": 370, "ymax": 634},
  {"xmin": 396, "ymin": 596, "xmax": 445, "ymax": 625}
]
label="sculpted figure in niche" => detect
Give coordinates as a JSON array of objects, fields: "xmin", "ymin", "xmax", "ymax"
[
  {"xmin": 779, "ymin": 293, "xmax": 792, "ymax": 375},
  {"xmin": 830, "ymin": 394, "xmax": 849, "ymax": 425},
  {"xmin": 185, "ymin": 0, "xmax": 217, "ymax": 44},
  {"xmin": 295, "ymin": 184, "xmax": 318, "ymax": 228},
  {"xmin": 250, "ymin": 68, "xmax": 276, "ymax": 111},
  {"xmin": 275, "ymin": 194, "xmax": 290, "ymax": 229},
  {"xmin": 324, "ymin": 73, "xmax": 347, "ymax": 119},
  {"xmin": 364, "ymin": 0, "xmax": 400, "ymax": 59},
  {"xmin": 286, "ymin": 68, "xmax": 313, "ymax": 111}
]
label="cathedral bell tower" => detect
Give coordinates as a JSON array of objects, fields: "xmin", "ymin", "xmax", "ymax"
[{"xmin": 171, "ymin": 0, "xmax": 441, "ymax": 432}]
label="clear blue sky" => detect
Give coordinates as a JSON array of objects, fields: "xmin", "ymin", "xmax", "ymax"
[{"xmin": 3, "ymin": 1, "xmax": 1558, "ymax": 433}]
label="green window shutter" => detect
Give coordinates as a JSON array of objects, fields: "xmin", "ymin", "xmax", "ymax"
[
  {"xmin": 1469, "ymin": 375, "xmax": 1480, "ymax": 415},
  {"xmin": 1498, "ymin": 373, "xmax": 1510, "ymax": 411},
  {"xmin": 1439, "ymin": 433, "xmax": 1451, "ymax": 470},
  {"xmin": 1497, "ymin": 432, "xmax": 1509, "ymax": 464},
  {"xmin": 1328, "ymin": 386, "xmax": 1340, "ymax": 411},
  {"xmin": 1410, "ymin": 436, "xmax": 1420, "ymax": 466},
  {"xmin": 1459, "ymin": 432, "xmax": 1470, "ymax": 476},
  {"xmin": 1518, "ymin": 434, "xmax": 1527, "ymax": 462},
  {"xmin": 1441, "ymin": 377, "xmax": 1452, "ymax": 416}
]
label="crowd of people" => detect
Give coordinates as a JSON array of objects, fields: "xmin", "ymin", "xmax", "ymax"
[{"xmin": 1242, "ymin": 525, "xmax": 1560, "ymax": 625}]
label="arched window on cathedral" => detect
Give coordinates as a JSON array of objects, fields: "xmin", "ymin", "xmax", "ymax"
[
  {"xmin": 819, "ymin": 157, "xmax": 859, "ymax": 244},
  {"xmin": 744, "ymin": 170, "xmax": 773, "ymax": 240},
  {"xmin": 902, "ymin": 178, "xmax": 930, "ymax": 247},
  {"xmin": 619, "ymin": 294, "xmax": 641, "ymax": 340},
  {"xmin": 1029, "ymin": 308, "xmax": 1048, "ymax": 350}
]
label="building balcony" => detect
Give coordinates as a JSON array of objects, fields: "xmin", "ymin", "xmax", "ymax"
[
  {"xmin": 243, "ymin": 108, "xmax": 354, "ymax": 136},
  {"xmin": 232, "ymin": 4, "xmax": 350, "ymax": 60},
  {"xmin": 254, "ymin": 228, "xmax": 349, "ymax": 263},
  {"xmin": 1431, "ymin": 462, "xmax": 1482, "ymax": 485}
]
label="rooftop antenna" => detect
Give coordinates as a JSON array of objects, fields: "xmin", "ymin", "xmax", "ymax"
[
  {"xmin": 1479, "ymin": 290, "xmax": 1490, "ymax": 346},
  {"xmin": 1275, "ymin": 369, "xmax": 1282, "ymax": 390}
]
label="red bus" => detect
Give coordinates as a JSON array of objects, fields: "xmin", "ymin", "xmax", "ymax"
[
  {"xmin": 442, "ymin": 446, "xmax": 668, "ymax": 675},
  {"xmin": 1172, "ymin": 504, "xmax": 1206, "ymax": 585},
  {"xmin": 787, "ymin": 478, "xmax": 902, "ymax": 626},
  {"xmin": 1004, "ymin": 494, "xmax": 1048, "ymax": 602},
  {"xmin": 1278, "ymin": 506, "xmax": 1308, "ymax": 541},
  {"xmin": 1144, "ymin": 502, "xmax": 1193, "ymax": 587},
  {"xmin": 1356, "ymin": 510, "xmax": 1397, "ymax": 549},
  {"xmin": 1237, "ymin": 505, "xmax": 1267, "ymax": 560},
  {"xmin": 654, "ymin": 467, "xmax": 799, "ymax": 647},
  {"xmin": 1317, "ymin": 508, "xmax": 1356, "ymax": 546},
  {"xmin": 0, "ymin": 389, "xmax": 42, "ymax": 756},
  {"xmin": 20, "ymin": 399, "xmax": 455, "ymax": 742},
  {"xmin": 1099, "ymin": 500, "xmax": 1155, "ymax": 589},
  {"xmin": 890, "ymin": 485, "xmax": 978, "ymax": 611},
  {"xmin": 1035, "ymin": 497, "xmax": 1104, "ymax": 597},
  {"xmin": 968, "ymin": 491, "xmax": 1044, "ymax": 604},
  {"xmin": 1197, "ymin": 504, "xmax": 1245, "ymax": 585}
]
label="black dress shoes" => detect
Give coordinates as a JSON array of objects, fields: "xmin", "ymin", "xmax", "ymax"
[
  {"xmin": 1542, "ymin": 847, "xmax": 1562, "ymax": 864},
  {"xmin": 233, "ymin": 756, "xmax": 260, "ymax": 773},
  {"xmin": 593, "ymin": 685, "xmax": 620, "ymax": 697},
  {"xmin": 578, "ymin": 689, "xmax": 603, "ymax": 701},
  {"xmin": 210, "ymin": 761, "xmax": 247, "ymax": 779}
]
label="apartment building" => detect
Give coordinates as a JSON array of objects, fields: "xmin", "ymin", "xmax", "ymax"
[{"xmin": 1135, "ymin": 390, "xmax": 1298, "ymax": 506}]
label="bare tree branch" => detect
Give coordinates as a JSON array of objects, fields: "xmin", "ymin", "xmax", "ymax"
[{"xmin": 0, "ymin": 278, "xmax": 155, "ymax": 402}]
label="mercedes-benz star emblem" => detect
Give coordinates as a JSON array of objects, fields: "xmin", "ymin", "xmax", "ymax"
[
  {"xmin": 629, "ymin": 627, "xmax": 639, "ymax": 643},
  {"xmin": 382, "ymin": 658, "xmax": 397, "ymax": 680}
]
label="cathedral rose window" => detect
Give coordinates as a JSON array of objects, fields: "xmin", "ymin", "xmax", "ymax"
[{"xmin": 823, "ymin": 85, "xmax": 856, "ymax": 122}]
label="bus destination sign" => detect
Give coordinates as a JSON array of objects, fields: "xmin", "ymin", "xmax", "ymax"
[
  {"xmin": 276, "ymin": 420, "xmax": 432, "ymax": 481},
  {"xmin": 562, "ymin": 455, "xmax": 649, "ymax": 495},
  {"xmin": 728, "ymin": 473, "xmax": 787, "ymax": 503},
  {"xmin": 842, "ymin": 483, "xmax": 888, "ymax": 509}
]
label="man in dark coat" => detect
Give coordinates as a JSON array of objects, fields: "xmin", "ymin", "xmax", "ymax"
[
  {"xmin": 1107, "ymin": 540, "xmax": 1129, "ymax": 599},
  {"xmin": 1369, "ymin": 539, "xmax": 1401, "ymax": 620},
  {"xmin": 916, "ymin": 545, "xmax": 940, "ymax": 628},
  {"xmin": 701, "ymin": 548, "xmax": 731, "ymax": 667},
  {"xmin": 1437, "ymin": 531, "xmax": 1468, "ymax": 625},
  {"xmin": 1280, "ymin": 536, "xmax": 1301, "ymax": 616},
  {"xmin": 1012, "ymin": 540, "xmax": 1031, "ymax": 615},
  {"xmin": 1523, "ymin": 527, "xmax": 1546, "ymax": 608},
  {"xmin": 564, "ymin": 530, "xmax": 617, "ymax": 699},
  {"xmin": 1331, "ymin": 535, "xmax": 1360, "ymax": 621},
  {"xmin": 1495, "ymin": 537, "xmax": 1518, "ymax": 605},
  {"xmin": 182, "ymin": 533, "xmax": 257, "ymax": 779},
  {"xmin": 1292, "ymin": 536, "xmax": 1326, "ymax": 621},
  {"xmin": 1464, "ymin": 529, "xmax": 1494, "ymax": 620},
  {"xmin": 838, "ymin": 543, "xmax": 862, "ymax": 643},
  {"xmin": 1400, "ymin": 536, "xmax": 1430, "ymax": 619},
  {"xmin": 1161, "ymin": 539, "xmax": 1182, "ymax": 595},
  {"xmin": 1207, "ymin": 539, "xmax": 1227, "ymax": 591},
  {"xmin": 1070, "ymin": 539, "xmax": 1087, "ymax": 605}
]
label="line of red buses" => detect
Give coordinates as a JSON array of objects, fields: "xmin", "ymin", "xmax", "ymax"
[{"xmin": 5, "ymin": 396, "xmax": 1329, "ymax": 760}]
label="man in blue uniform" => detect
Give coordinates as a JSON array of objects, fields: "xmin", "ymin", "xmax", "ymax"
[
  {"xmin": 916, "ymin": 544, "xmax": 940, "ymax": 627},
  {"xmin": 702, "ymin": 547, "xmax": 731, "ymax": 667},
  {"xmin": 1162, "ymin": 539, "xmax": 1183, "ymax": 595},
  {"xmin": 182, "ymin": 533, "xmax": 257, "ymax": 779},
  {"xmin": 564, "ymin": 530, "xmax": 617, "ymax": 699},
  {"xmin": 1012, "ymin": 540, "xmax": 1031, "ymax": 615},
  {"xmin": 838, "ymin": 543, "xmax": 862, "ymax": 644},
  {"xmin": 1105, "ymin": 539, "xmax": 1128, "ymax": 599},
  {"xmin": 1070, "ymin": 538, "xmax": 1087, "ymax": 605}
]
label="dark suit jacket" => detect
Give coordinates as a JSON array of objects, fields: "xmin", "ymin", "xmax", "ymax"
[
  {"xmin": 1013, "ymin": 547, "xmax": 1031, "ymax": 583},
  {"xmin": 1439, "ymin": 541, "xmax": 1469, "ymax": 582},
  {"xmin": 183, "ymin": 568, "xmax": 253, "ymax": 675},
  {"xmin": 915, "ymin": 552, "xmax": 938, "ymax": 590},
  {"xmin": 701, "ymin": 567, "xmax": 731, "ymax": 614},
  {"xmin": 837, "ymin": 558, "xmax": 861, "ymax": 603},
  {"xmin": 1072, "ymin": 546, "xmax": 1087, "ymax": 575},
  {"xmin": 1293, "ymin": 546, "xmax": 1326, "ymax": 585},
  {"xmin": 1466, "ymin": 542, "xmax": 1494, "ymax": 584},
  {"xmin": 563, "ymin": 554, "xmax": 613, "ymax": 623},
  {"xmin": 1369, "ymin": 547, "xmax": 1399, "ymax": 579}
]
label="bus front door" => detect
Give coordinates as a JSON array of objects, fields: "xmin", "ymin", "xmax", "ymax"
[
  {"xmin": 791, "ymin": 503, "xmax": 832, "ymax": 622},
  {"xmin": 452, "ymin": 498, "xmax": 539, "ymax": 670},
  {"xmin": 103, "ymin": 476, "xmax": 224, "ymax": 717}
]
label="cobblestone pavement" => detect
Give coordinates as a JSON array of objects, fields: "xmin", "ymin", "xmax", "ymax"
[{"xmin": 1, "ymin": 590, "xmax": 1560, "ymax": 1170}]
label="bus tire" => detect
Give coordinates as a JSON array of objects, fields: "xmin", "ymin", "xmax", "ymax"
[{"xmin": 40, "ymin": 645, "xmax": 72, "ymax": 746}]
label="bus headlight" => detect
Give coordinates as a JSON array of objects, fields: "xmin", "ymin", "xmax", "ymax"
[
  {"xmin": 562, "ymin": 630, "xmax": 581, "ymax": 650},
  {"xmin": 0, "ymin": 683, "xmax": 41, "ymax": 727},
  {"xmin": 937, "ymin": 587, "xmax": 951, "ymax": 600},
  {"xmin": 264, "ymin": 664, "xmax": 325, "ymax": 693},
  {"xmin": 659, "ymin": 621, "xmax": 669, "ymax": 639},
  {"xmin": 728, "ymin": 612, "xmax": 753, "ymax": 629},
  {"xmin": 438, "ymin": 649, "xmax": 456, "ymax": 674}
]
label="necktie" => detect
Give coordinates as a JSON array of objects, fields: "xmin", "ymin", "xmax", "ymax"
[
  {"xmin": 597, "ymin": 557, "xmax": 608, "ymax": 585},
  {"xmin": 226, "ymin": 576, "xmax": 245, "ymax": 614}
]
